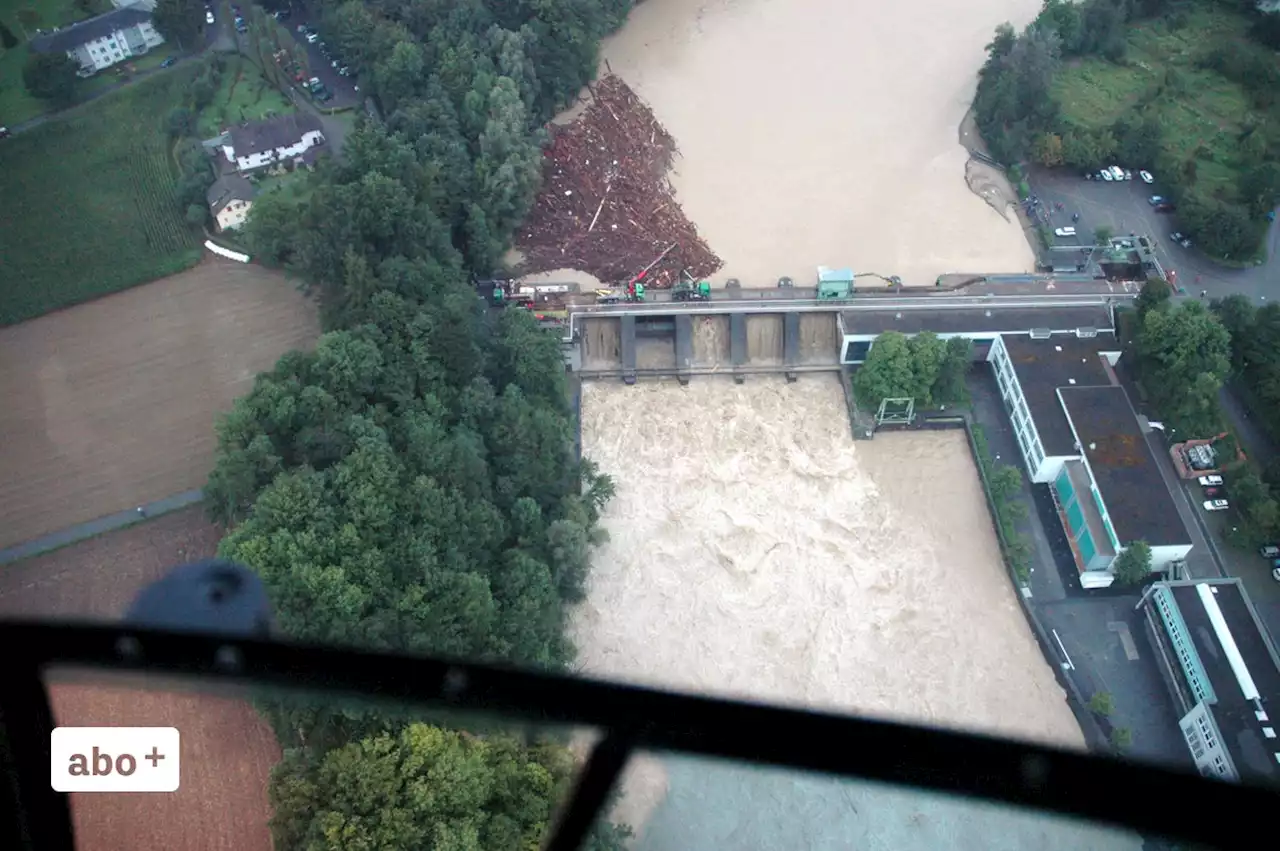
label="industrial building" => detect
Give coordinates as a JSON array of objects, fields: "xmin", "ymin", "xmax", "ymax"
[
  {"xmin": 835, "ymin": 303, "xmax": 1189, "ymax": 587},
  {"xmin": 1138, "ymin": 579, "xmax": 1280, "ymax": 787},
  {"xmin": 836, "ymin": 304, "xmax": 1114, "ymax": 364}
]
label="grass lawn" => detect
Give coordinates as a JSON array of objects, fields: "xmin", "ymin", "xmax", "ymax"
[
  {"xmin": 196, "ymin": 55, "xmax": 295, "ymax": 138},
  {"xmin": 0, "ymin": 65, "xmax": 203, "ymax": 326},
  {"xmin": 1051, "ymin": 6, "xmax": 1266, "ymax": 206}
]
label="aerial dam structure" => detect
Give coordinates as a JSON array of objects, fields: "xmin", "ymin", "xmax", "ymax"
[{"xmin": 561, "ymin": 274, "xmax": 1141, "ymax": 385}]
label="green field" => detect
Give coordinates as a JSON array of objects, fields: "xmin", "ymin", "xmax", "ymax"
[
  {"xmin": 1051, "ymin": 7, "xmax": 1266, "ymax": 201},
  {"xmin": 196, "ymin": 55, "xmax": 294, "ymax": 138},
  {"xmin": 0, "ymin": 67, "xmax": 203, "ymax": 325}
]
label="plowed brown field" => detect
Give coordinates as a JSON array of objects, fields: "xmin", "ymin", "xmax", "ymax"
[
  {"xmin": 0, "ymin": 259, "xmax": 320, "ymax": 551},
  {"xmin": 0, "ymin": 507, "xmax": 279, "ymax": 851}
]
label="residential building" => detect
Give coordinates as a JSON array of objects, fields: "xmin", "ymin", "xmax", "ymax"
[
  {"xmin": 1138, "ymin": 578, "xmax": 1280, "ymax": 788},
  {"xmin": 221, "ymin": 114, "xmax": 326, "ymax": 173},
  {"xmin": 111, "ymin": 0, "xmax": 156, "ymax": 9},
  {"xmin": 206, "ymin": 175, "xmax": 256, "ymax": 232},
  {"xmin": 29, "ymin": 4, "xmax": 164, "ymax": 76}
]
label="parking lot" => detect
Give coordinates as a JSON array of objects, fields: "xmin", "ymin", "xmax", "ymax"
[
  {"xmin": 1026, "ymin": 167, "xmax": 1279, "ymax": 301},
  {"xmin": 227, "ymin": 2, "xmax": 362, "ymax": 111}
]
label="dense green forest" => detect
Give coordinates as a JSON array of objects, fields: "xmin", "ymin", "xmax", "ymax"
[
  {"xmin": 973, "ymin": 0, "xmax": 1280, "ymax": 259},
  {"xmin": 206, "ymin": 0, "xmax": 635, "ymax": 846},
  {"xmin": 1126, "ymin": 281, "xmax": 1280, "ymax": 550}
]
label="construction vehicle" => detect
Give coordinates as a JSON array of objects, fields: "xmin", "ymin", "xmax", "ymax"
[
  {"xmin": 594, "ymin": 281, "xmax": 646, "ymax": 304},
  {"xmin": 672, "ymin": 272, "xmax": 712, "ymax": 301}
]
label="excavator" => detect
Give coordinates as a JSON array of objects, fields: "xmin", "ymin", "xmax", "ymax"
[{"xmin": 672, "ymin": 271, "xmax": 712, "ymax": 301}]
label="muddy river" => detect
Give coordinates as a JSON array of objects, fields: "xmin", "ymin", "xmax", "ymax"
[
  {"xmin": 575, "ymin": 378, "xmax": 1138, "ymax": 850},
  {"xmin": 593, "ymin": 0, "xmax": 1040, "ymax": 285}
]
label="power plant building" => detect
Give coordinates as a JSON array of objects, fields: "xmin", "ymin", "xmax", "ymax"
[
  {"xmin": 837, "ymin": 304, "xmax": 1190, "ymax": 587},
  {"xmin": 1138, "ymin": 579, "xmax": 1280, "ymax": 786}
]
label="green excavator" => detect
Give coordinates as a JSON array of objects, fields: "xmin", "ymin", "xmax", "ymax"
[{"xmin": 672, "ymin": 271, "xmax": 712, "ymax": 301}]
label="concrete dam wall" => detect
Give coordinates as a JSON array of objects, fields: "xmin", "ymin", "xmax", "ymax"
[{"xmin": 577, "ymin": 312, "xmax": 841, "ymax": 375}]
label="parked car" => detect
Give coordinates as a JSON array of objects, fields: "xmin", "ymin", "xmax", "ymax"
[
  {"xmin": 1054, "ymin": 227, "xmax": 1077, "ymax": 238},
  {"xmin": 1109, "ymin": 166, "xmax": 1125, "ymax": 180},
  {"xmin": 1272, "ymin": 564, "xmax": 1280, "ymax": 582},
  {"xmin": 1203, "ymin": 487, "xmax": 1226, "ymax": 498},
  {"xmin": 1148, "ymin": 195, "xmax": 1165, "ymax": 205},
  {"xmin": 307, "ymin": 32, "xmax": 319, "ymax": 43},
  {"xmin": 206, "ymin": 10, "xmax": 214, "ymax": 23},
  {"xmin": 1100, "ymin": 169, "xmax": 1114, "ymax": 182},
  {"xmin": 1170, "ymin": 232, "xmax": 1192, "ymax": 248},
  {"xmin": 0, "ymin": 126, "xmax": 9, "ymax": 139},
  {"xmin": 273, "ymin": 9, "xmax": 291, "ymax": 20},
  {"xmin": 160, "ymin": 57, "xmax": 176, "ymax": 68},
  {"xmin": 1139, "ymin": 170, "xmax": 1154, "ymax": 184},
  {"xmin": 1203, "ymin": 499, "xmax": 1229, "ymax": 511},
  {"xmin": 1260, "ymin": 544, "xmax": 1280, "ymax": 558},
  {"xmin": 1198, "ymin": 475, "xmax": 1224, "ymax": 487},
  {"xmin": 1153, "ymin": 203, "xmax": 1175, "ymax": 213},
  {"xmin": 1123, "ymin": 170, "xmax": 1133, "ymax": 180}
]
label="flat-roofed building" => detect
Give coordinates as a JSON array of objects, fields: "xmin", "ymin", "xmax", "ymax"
[{"xmin": 1138, "ymin": 579, "xmax": 1280, "ymax": 788}]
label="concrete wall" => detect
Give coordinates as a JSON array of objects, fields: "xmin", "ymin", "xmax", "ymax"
[
  {"xmin": 746, "ymin": 315, "xmax": 783, "ymax": 364},
  {"xmin": 692, "ymin": 316, "xmax": 731, "ymax": 367},
  {"xmin": 581, "ymin": 318, "xmax": 621, "ymax": 370},
  {"xmin": 798, "ymin": 314, "xmax": 839, "ymax": 364}
]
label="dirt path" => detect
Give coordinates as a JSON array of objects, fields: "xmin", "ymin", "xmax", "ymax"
[{"xmin": 0, "ymin": 260, "xmax": 319, "ymax": 550}]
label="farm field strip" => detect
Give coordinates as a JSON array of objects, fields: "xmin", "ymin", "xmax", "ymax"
[{"xmin": 0, "ymin": 261, "xmax": 320, "ymax": 551}]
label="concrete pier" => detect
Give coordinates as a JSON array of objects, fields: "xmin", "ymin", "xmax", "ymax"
[
  {"xmin": 730, "ymin": 313, "xmax": 747, "ymax": 384},
  {"xmin": 621, "ymin": 315, "xmax": 637, "ymax": 385},
  {"xmin": 675, "ymin": 315, "xmax": 694, "ymax": 385},
  {"xmin": 784, "ymin": 313, "xmax": 800, "ymax": 382}
]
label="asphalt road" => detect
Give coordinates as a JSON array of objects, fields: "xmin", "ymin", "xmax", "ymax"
[{"xmin": 1027, "ymin": 167, "xmax": 1279, "ymax": 303}]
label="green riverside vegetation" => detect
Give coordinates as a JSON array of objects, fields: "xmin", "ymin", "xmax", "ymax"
[
  {"xmin": 973, "ymin": 0, "xmax": 1280, "ymax": 261},
  {"xmin": 206, "ymin": 0, "xmax": 636, "ymax": 846}
]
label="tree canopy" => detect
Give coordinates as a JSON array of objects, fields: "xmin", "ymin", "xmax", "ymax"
[
  {"xmin": 852, "ymin": 332, "xmax": 972, "ymax": 409},
  {"xmin": 1112, "ymin": 540, "xmax": 1152, "ymax": 586},
  {"xmin": 972, "ymin": 1, "xmax": 1277, "ymax": 260},
  {"xmin": 270, "ymin": 724, "xmax": 631, "ymax": 851},
  {"xmin": 23, "ymin": 52, "xmax": 78, "ymax": 106},
  {"xmin": 210, "ymin": 1, "xmax": 637, "ymax": 846},
  {"xmin": 152, "ymin": 0, "xmax": 204, "ymax": 51},
  {"xmin": 1135, "ymin": 300, "xmax": 1231, "ymax": 438}
]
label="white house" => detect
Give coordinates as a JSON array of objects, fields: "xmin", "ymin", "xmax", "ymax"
[
  {"xmin": 221, "ymin": 114, "xmax": 326, "ymax": 174},
  {"xmin": 30, "ymin": 4, "xmax": 164, "ymax": 76},
  {"xmin": 206, "ymin": 175, "xmax": 256, "ymax": 232}
]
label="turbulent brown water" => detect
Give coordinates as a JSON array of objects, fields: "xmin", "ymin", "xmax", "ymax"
[{"xmin": 574, "ymin": 379, "xmax": 1133, "ymax": 848}]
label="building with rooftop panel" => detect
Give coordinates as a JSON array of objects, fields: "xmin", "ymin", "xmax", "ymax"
[{"xmin": 1137, "ymin": 579, "xmax": 1280, "ymax": 788}]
